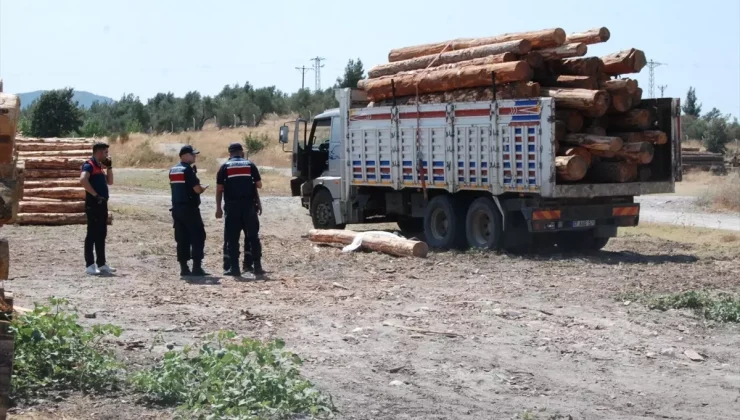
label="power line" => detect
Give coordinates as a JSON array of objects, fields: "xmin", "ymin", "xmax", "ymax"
[
  {"xmin": 295, "ymin": 65, "xmax": 312, "ymax": 90},
  {"xmin": 646, "ymin": 60, "xmax": 667, "ymax": 99},
  {"xmin": 658, "ymin": 84, "xmax": 667, "ymax": 97},
  {"xmin": 311, "ymin": 57, "xmax": 326, "ymax": 91}
]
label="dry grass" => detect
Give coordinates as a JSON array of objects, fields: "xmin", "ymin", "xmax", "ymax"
[
  {"xmin": 621, "ymin": 223, "xmax": 740, "ymax": 259},
  {"xmin": 696, "ymin": 171, "xmax": 740, "ymax": 212},
  {"xmin": 108, "ymin": 115, "xmax": 293, "ymax": 173}
]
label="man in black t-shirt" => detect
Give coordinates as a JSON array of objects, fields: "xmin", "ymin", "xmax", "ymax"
[
  {"xmin": 80, "ymin": 142, "xmax": 115, "ymax": 275},
  {"xmin": 169, "ymin": 145, "xmax": 209, "ymax": 277}
]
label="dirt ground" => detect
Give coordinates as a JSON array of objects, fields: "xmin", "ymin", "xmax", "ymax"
[{"xmin": 4, "ymin": 182, "xmax": 740, "ymax": 419}]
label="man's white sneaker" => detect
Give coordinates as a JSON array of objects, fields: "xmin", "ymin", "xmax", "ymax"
[
  {"xmin": 99, "ymin": 265, "xmax": 117, "ymax": 274},
  {"xmin": 86, "ymin": 264, "xmax": 100, "ymax": 275}
]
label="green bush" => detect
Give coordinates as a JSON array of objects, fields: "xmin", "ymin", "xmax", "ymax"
[
  {"xmin": 130, "ymin": 330, "xmax": 336, "ymax": 419},
  {"xmin": 10, "ymin": 297, "xmax": 124, "ymax": 401},
  {"xmin": 649, "ymin": 290, "xmax": 740, "ymax": 323},
  {"xmin": 243, "ymin": 133, "xmax": 269, "ymax": 156}
]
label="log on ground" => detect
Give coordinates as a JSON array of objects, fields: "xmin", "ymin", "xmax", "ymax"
[
  {"xmin": 387, "ymin": 28, "xmax": 566, "ymax": 62},
  {"xmin": 547, "ymin": 57, "xmax": 604, "ymax": 77},
  {"xmin": 591, "ymin": 141, "xmax": 654, "ymax": 164},
  {"xmin": 18, "ymin": 149, "xmax": 91, "ymax": 158},
  {"xmin": 369, "ymin": 41, "xmax": 527, "ymax": 78},
  {"xmin": 562, "ymin": 133, "xmax": 623, "ymax": 151},
  {"xmin": 16, "ymin": 212, "xmax": 113, "ymax": 226},
  {"xmin": 589, "ymin": 161, "xmax": 638, "ymax": 183},
  {"xmin": 539, "ymin": 75, "xmax": 598, "ymax": 90},
  {"xmin": 23, "ymin": 187, "xmax": 86, "ymax": 200},
  {"xmin": 371, "ymin": 82, "xmax": 540, "ymax": 106},
  {"xmin": 600, "ymin": 78, "xmax": 638, "ymax": 94},
  {"xmin": 602, "ymin": 48, "xmax": 647, "ymax": 75},
  {"xmin": 19, "ymin": 201, "xmax": 86, "ymax": 213},
  {"xmin": 556, "ymin": 109, "xmax": 584, "ymax": 132},
  {"xmin": 15, "ymin": 137, "xmax": 97, "ymax": 144},
  {"xmin": 22, "ymin": 169, "xmax": 81, "ymax": 179},
  {"xmin": 537, "ymin": 43, "xmax": 587, "ymax": 60},
  {"xmin": 361, "ymin": 61, "xmax": 533, "ymax": 102},
  {"xmin": 23, "ymin": 179, "xmax": 83, "ymax": 188},
  {"xmin": 609, "ymin": 130, "xmax": 667, "ymax": 145},
  {"xmin": 555, "ymin": 155, "xmax": 588, "ymax": 181},
  {"xmin": 609, "ymin": 109, "xmax": 655, "ymax": 131},
  {"xmin": 15, "ymin": 143, "xmax": 94, "ymax": 152},
  {"xmin": 540, "ymin": 88, "xmax": 609, "ymax": 117},
  {"xmin": 21, "ymin": 158, "xmax": 87, "ymax": 170},
  {"xmin": 559, "ymin": 146, "xmax": 593, "ymax": 167},
  {"xmin": 565, "ymin": 27, "xmax": 611, "ymax": 45},
  {"xmin": 308, "ymin": 229, "xmax": 428, "ymax": 258}
]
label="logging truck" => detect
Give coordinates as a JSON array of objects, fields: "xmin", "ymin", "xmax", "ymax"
[{"xmin": 279, "ymin": 88, "xmax": 681, "ymax": 251}]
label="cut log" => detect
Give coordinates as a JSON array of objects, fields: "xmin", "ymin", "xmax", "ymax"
[
  {"xmin": 556, "ymin": 109, "xmax": 584, "ymax": 132},
  {"xmin": 361, "ymin": 61, "xmax": 533, "ymax": 102},
  {"xmin": 583, "ymin": 123, "xmax": 607, "ymax": 136},
  {"xmin": 15, "ymin": 143, "xmax": 93, "ymax": 152},
  {"xmin": 15, "ymin": 137, "xmax": 96, "ymax": 144},
  {"xmin": 540, "ymin": 88, "xmax": 609, "ymax": 117},
  {"xmin": 589, "ymin": 161, "xmax": 638, "ymax": 183},
  {"xmin": 565, "ymin": 27, "xmax": 611, "ymax": 45},
  {"xmin": 610, "ymin": 130, "xmax": 668, "ymax": 145},
  {"xmin": 371, "ymin": 82, "xmax": 540, "ymax": 106},
  {"xmin": 632, "ymin": 87, "xmax": 643, "ymax": 107},
  {"xmin": 609, "ymin": 109, "xmax": 655, "ymax": 131},
  {"xmin": 21, "ymin": 158, "xmax": 87, "ymax": 170},
  {"xmin": 537, "ymin": 43, "xmax": 587, "ymax": 60},
  {"xmin": 638, "ymin": 166, "xmax": 652, "ymax": 182},
  {"xmin": 591, "ymin": 141, "xmax": 654, "ymax": 164},
  {"xmin": 0, "ymin": 93, "xmax": 21, "ymax": 165},
  {"xmin": 522, "ymin": 52, "xmax": 544, "ymax": 68},
  {"xmin": 559, "ymin": 146, "xmax": 593, "ymax": 167},
  {"xmin": 607, "ymin": 90, "xmax": 633, "ymax": 113},
  {"xmin": 23, "ymin": 179, "xmax": 83, "ymax": 188},
  {"xmin": 23, "ymin": 187, "xmax": 86, "ymax": 200},
  {"xmin": 0, "ymin": 239, "xmax": 8, "ymax": 280},
  {"xmin": 17, "ymin": 150, "xmax": 91, "ymax": 158},
  {"xmin": 563, "ymin": 133, "xmax": 623, "ymax": 152},
  {"xmin": 387, "ymin": 28, "xmax": 566, "ymax": 62},
  {"xmin": 19, "ymin": 201, "xmax": 86, "ymax": 213},
  {"xmin": 540, "ymin": 75, "xmax": 598, "ymax": 90},
  {"xmin": 602, "ymin": 48, "xmax": 647, "ymax": 75},
  {"xmin": 369, "ymin": 41, "xmax": 527, "ymax": 78},
  {"xmin": 22, "ymin": 169, "xmax": 81, "ymax": 179},
  {"xmin": 16, "ymin": 212, "xmax": 113, "ymax": 226},
  {"xmin": 21, "ymin": 197, "xmax": 65, "ymax": 202},
  {"xmin": 600, "ymin": 78, "xmax": 638, "ymax": 94},
  {"xmin": 547, "ymin": 57, "xmax": 604, "ymax": 77},
  {"xmin": 555, "ymin": 155, "xmax": 588, "ymax": 181},
  {"xmin": 555, "ymin": 121, "xmax": 567, "ymax": 144},
  {"xmin": 308, "ymin": 229, "xmax": 428, "ymax": 258}
]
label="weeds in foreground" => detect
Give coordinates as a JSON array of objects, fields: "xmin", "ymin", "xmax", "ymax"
[
  {"xmin": 10, "ymin": 297, "xmax": 124, "ymax": 402},
  {"xmin": 697, "ymin": 172, "xmax": 740, "ymax": 212},
  {"xmin": 648, "ymin": 290, "xmax": 740, "ymax": 323},
  {"xmin": 130, "ymin": 330, "xmax": 336, "ymax": 419}
]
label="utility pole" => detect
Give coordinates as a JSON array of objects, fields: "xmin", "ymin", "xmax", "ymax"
[
  {"xmin": 646, "ymin": 59, "xmax": 666, "ymax": 98},
  {"xmin": 295, "ymin": 65, "xmax": 312, "ymax": 90},
  {"xmin": 311, "ymin": 56, "xmax": 326, "ymax": 91},
  {"xmin": 658, "ymin": 85, "xmax": 667, "ymax": 97}
]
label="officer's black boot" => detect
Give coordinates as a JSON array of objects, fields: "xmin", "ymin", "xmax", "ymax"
[
  {"xmin": 224, "ymin": 265, "xmax": 241, "ymax": 277},
  {"xmin": 191, "ymin": 260, "xmax": 209, "ymax": 277},
  {"xmin": 179, "ymin": 261, "xmax": 191, "ymax": 276},
  {"xmin": 242, "ymin": 261, "xmax": 254, "ymax": 273},
  {"xmin": 253, "ymin": 261, "xmax": 265, "ymax": 276}
]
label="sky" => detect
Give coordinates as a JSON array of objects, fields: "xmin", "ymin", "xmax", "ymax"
[{"xmin": 1, "ymin": 0, "xmax": 739, "ymax": 117}]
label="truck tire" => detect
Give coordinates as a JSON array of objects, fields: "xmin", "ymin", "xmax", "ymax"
[
  {"xmin": 465, "ymin": 197, "xmax": 504, "ymax": 250},
  {"xmin": 424, "ymin": 195, "xmax": 467, "ymax": 250},
  {"xmin": 397, "ymin": 216, "xmax": 424, "ymax": 235},
  {"xmin": 311, "ymin": 189, "xmax": 345, "ymax": 230}
]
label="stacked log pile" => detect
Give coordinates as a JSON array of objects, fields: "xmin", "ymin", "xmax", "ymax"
[
  {"xmin": 361, "ymin": 27, "xmax": 668, "ymax": 183},
  {"xmin": 15, "ymin": 137, "xmax": 112, "ymax": 225},
  {"xmin": 680, "ymin": 147, "xmax": 727, "ymax": 173}
]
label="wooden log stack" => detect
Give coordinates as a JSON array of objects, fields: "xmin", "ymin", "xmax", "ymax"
[
  {"xmin": 14, "ymin": 137, "xmax": 112, "ymax": 225},
  {"xmin": 362, "ymin": 27, "xmax": 669, "ymax": 184},
  {"xmin": 681, "ymin": 148, "xmax": 727, "ymax": 174}
]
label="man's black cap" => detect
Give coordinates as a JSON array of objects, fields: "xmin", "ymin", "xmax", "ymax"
[
  {"xmin": 228, "ymin": 142, "xmax": 244, "ymax": 153},
  {"xmin": 179, "ymin": 145, "xmax": 200, "ymax": 156}
]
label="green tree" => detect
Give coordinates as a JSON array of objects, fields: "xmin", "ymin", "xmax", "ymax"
[
  {"xmin": 27, "ymin": 88, "xmax": 84, "ymax": 137},
  {"xmin": 335, "ymin": 58, "xmax": 366, "ymax": 89},
  {"xmin": 702, "ymin": 107, "xmax": 722, "ymax": 121},
  {"xmin": 682, "ymin": 87, "xmax": 702, "ymax": 117},
  {"xmin": 704, "ymin": 117, "xmax": 730, "ymax": 153}
]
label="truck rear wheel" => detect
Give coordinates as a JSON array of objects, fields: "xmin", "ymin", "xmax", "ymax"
[
  {"xmin": 465, "ymin": 197, "xmax": 504, "ymax": 250},
  {"xmin": 424, "ymin": 195, "xmax": 466, "ymax": 250},
  {"xmin": 311, "ymin": 189, "xmax": 345, "ymax": 230}
]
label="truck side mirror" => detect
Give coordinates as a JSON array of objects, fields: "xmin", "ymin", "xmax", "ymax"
[{"xmin": 279, "ymin": 125, "xmax": 289, "ymax": 144}]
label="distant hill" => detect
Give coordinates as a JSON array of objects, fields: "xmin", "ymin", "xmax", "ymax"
[{"xmin": 18, "ymin": 90, "xmax": 115, "ymax": 109}]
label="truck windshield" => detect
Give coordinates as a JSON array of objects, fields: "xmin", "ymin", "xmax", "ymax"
[{"xmin": 311, "ymin": 118, "xmax": 331, "ymax": 149}]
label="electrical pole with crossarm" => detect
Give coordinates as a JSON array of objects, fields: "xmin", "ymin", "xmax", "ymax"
[{"xmin": 295, "ymin": 65, "xmax": 312, "ymax": 90}]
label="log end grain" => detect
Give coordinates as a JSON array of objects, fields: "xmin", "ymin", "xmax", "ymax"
[{"xmin": 555, "ymin": 155, "xmax": 588, "ymax": 181}]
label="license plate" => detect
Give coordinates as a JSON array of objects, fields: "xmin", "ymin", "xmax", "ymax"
[{"xmin": 572, "ymin": 220, "xmax": 596, "ymax": 228}]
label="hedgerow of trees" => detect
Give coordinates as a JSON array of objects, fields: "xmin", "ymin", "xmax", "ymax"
[
  {"xmin": 681, "ymin": 86, "xmax": 740, "ymax": 153},
  {"xmin": 18, "ymin": 59, "xmax": 367, "ymax": 138}
]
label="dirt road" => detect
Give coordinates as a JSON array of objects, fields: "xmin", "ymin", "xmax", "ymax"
[
  {"xmin": 4, "ymin": 188, "xmax": 740, "ymax": 419},
  {"xmin": 637, "ymin": 196, "xmax": 740, "ymax": 231}
]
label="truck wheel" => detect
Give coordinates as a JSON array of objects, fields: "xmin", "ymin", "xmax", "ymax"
[
  {"xmin": 311, "ymin": 189, "xmax": 345, "ymax": 230},
  {"xmin": 397, "ymin": 216, "xmax": 424, "ymax": 235},
  {"xmin": 424, "ymin": 195, "xmax": 467, "ymax": 250},
  {"xmin": 465, "ymin": 197, "xmax": 504, "ymax": 250}
]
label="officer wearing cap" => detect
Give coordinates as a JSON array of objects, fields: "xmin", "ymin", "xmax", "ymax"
[
  {"xmin": 216, "ymin": 142, "xmax": 264, "ymax": 277},
  {"xmin": 169, "ymin": 145, "xmax": 209, "ymax": 277}
]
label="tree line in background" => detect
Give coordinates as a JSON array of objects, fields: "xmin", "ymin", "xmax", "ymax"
[
  {"xmin": 18, "ymin": 58, "xmax": 367, "ymax": 139},
  {"xmin": 16, "ymin": 60, "xmax": 739, "ymax": 154}
]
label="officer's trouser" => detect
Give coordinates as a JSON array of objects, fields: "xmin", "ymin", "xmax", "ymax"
[
  {"xmin": 224, "ymin": 200, "xmax": 261, "ymax": 269},
  {"xmin": 171, "ymin": 205, "xmax": 206, "ymax": 263}
]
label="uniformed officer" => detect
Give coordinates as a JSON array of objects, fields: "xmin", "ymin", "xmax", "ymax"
[
  {"xmin": 215, "ymin": 142, "xmax": 264, "ymax": 277},
  {"xmin": 80, "ymin": 142, "xmax": 115, "ymax": 275},
  {"xmin": 169, "ymin": 145, "xmax": 209, "ymax": 277},
  {"xmin": 222, "ymin": 184, "xmax": 262, "ymax": 273}
]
